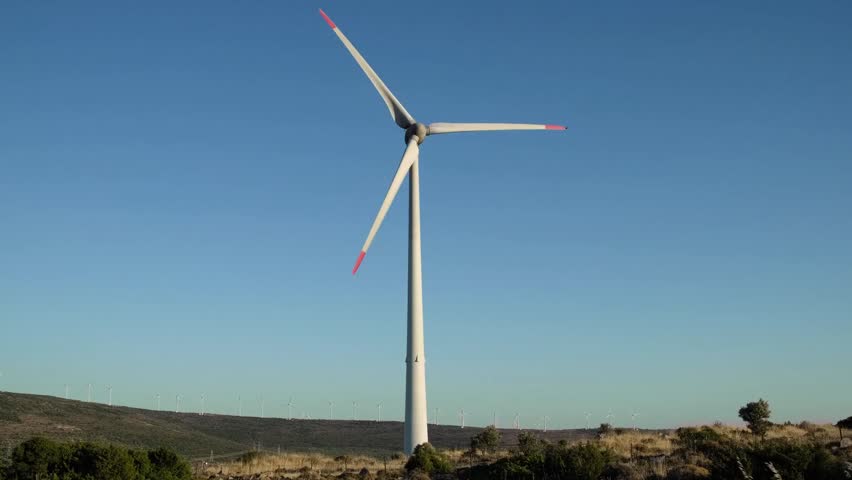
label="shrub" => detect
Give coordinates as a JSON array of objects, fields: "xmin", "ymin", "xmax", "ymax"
[
  {"xmin": 470, "ymin": 426, "xmax": 501, "ymax": 454},
  {"xmin": 7, "ymin": 437, "xmax": 71, "ymax": 479},
  {"xmin": 148, "ymin": 446, "xmax": 192, "ymax": 480},
  {"xmin": 665, "ymin": 464, "xmax": 710, "ymax": 480},
  {"xmin": 738, "ymin": 399, "xmax": 772, "ymax": 439},
  {"xmin": 600, "ymin": 462, "xmax": 642, "ymax": 480},
  {"xmin": 404, "ymin": 443, "xmax": 452, "ymax": 475},
  {"xmin": 598, "ymin": 423, "xmax": 613, "ymax": 436},
  {"xmin": 517, "ymin": 431, "xmax": 545, "ymax": 460},
  {"xmin": 837, "ymin": 416, "xmax": 852, "ymax": 441},
  {"xmin": 3, "ymin": 437, "xmax": 190, "ymax": 480}
]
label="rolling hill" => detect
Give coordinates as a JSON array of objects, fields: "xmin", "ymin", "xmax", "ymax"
[{"xmin": 0, "ymin": 391, "xmax": 599, "ymax": 459}]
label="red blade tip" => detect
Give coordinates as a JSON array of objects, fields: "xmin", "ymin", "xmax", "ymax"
[
  {"xmin": 319, "ymin": 9, "xmax": 336, "ymax": 29},
  {"xmin": 545, "ymin": 124, "xmax": 567, "ymax": 130},
  {"xmin": 352, "ymin": 251, "xmax": 366, "ymax": 275}
]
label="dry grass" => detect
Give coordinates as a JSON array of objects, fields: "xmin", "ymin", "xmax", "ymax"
[
  {"xmin": 198, "ymin": 423, "xmax": 841, "ymax": 477},
  {"xmin": 598, "ymin": 430, "xmax": 673, "ymax": 458},
  {"xmin": 201, "ymin": 452, "xmax": 407, "ymax": 477}
]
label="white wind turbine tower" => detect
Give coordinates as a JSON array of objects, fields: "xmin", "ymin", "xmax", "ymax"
[
  {"xmin": 542, "ymin": 416, "xmax": 550, "ymax": 433},
  {"xmin": 287, "ymin": 397, "xmax": 294, "ymax": 420},
  {"xmin": 352, "ymin": 401, "xmax": 358, "ymax": 421},
  {"xmin": 259, "ymin": 396, "xmax": 265, "ymax": 418},
  {"xmin": 87, "ymin": 384, "xmax": 92, "ymax": 403},
  {"xmin": 328, "ymin": 401, "xmax": 334, "ymax": 420},
  {"xmin": 318, "ymin": 8, "xmax": 566, "ymax": 455},
  {"xmin": 584, "ymin": 412, "xmax": 592, "ymax": 430},
  {"xmin": 605, "ymin": 410, "xmax": 614, "ymax": 426},
  {"xmin": 492, "ymin": 410, "xmax": 497, "ymax": 428},
  {"xmin": 106, "ymin": 385, "xmax": 113, "ymax": 407},
  {"xmin": 64, "ymin": 384, "xmax": 70, "ymax": 400},
  {"xmin": 200, "ymin": 394, "xmax": 206, "ymax": 416},
  {"xmin": 237, "ymin": 395, "xmax": 242, "ymax": 417},
  {"xmin": 155, "ymin": 393, "xmax": 161, "ymax": 411},
  {"xmin": 433, "ymin": 407, "xmax": 439, "ymax": 425},
  {"xmin": 513, "ymin": 413, "xmax": 520, "ymax": 430},
  {"xmin": 175, "ymin": 394, "xmax": 182, "ymax": 413},
  {"xmin": 631, "ymin": 410, "xmax": 640, "ymax": 430},
  {"xmin": 458, "ymin": 409, "xmax": 469, "ymax": 429},
  {"xmin": 376, "ymin": 402, "xmax": 383, "ymax": 422}
]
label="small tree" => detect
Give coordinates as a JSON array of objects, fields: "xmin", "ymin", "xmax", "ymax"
[
  {"xmin": 404, "ymin": 443, "xmax": 452, "ymax": 475},
  {"xmin": 836, "ymin": 416, "xmax": 852, "ymax": 441},
  {"xmin": 597, "ymin": 423, "xmax": 613, "ymax": 436},
  {"xmin": 470, "ymin": 426, "xmax": 501, "ymax": 454},
  {"xmin": 738, "ymin": 399, "xmax": 771, "ymax": 439}
]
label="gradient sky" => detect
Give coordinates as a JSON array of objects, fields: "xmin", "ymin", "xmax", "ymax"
[{"xmin": 2, "ymin": 1, "xmax": 851, "ymax": 430}]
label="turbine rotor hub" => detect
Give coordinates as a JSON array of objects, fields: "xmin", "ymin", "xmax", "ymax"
[{"xmin": 405, "ymin": 123, "xmax": 428, "ymax": 145}]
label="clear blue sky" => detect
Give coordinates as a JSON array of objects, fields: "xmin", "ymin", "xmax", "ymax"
[{"xmin": 2, "ymin": 1, "xmax": 850, "ymax": 429}]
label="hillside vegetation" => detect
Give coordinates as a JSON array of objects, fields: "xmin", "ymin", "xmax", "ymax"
[{"xmin": 0, "ymin": 391, "xmax": 594, "ymax": 458}]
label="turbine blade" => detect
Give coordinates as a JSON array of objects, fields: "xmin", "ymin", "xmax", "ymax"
[
  {"xmin": 319, "ymin": 9, "xmax": 415, "ymax": 129},
  {"xmin": 427, "ymin": 122, "xmax": 566, "ymax": 135},
  {"xmin": 353, "ymin": 137, "xmax": 420, "ymax": 275}
]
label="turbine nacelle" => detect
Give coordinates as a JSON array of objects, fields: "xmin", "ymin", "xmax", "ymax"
[{"xmin": 405, "ymin": 123, "xmax": 428, "ymax": 145}]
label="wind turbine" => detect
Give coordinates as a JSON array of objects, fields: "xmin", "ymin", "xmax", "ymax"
[
  {"xmin": 318, "ymin": 8, "xmax": 566, "ymax": 455},
  {"xmin": 175, "ymin": 394, "xmax": 182, "ymax": 413},
  {"xmin": 87, "ymin": 383, "xmax": 92, "ymax": 403},
  {"xmin": 260, "ymin": 396, "xmax": 265, "ymax": 418},
  {"xmin": 458, "ymin": 409, "xmax": 469, "ymax": 429},
  {"xmin": 584, "ymin": 412, "xmax": 592, "ymax": 430},
  {"xmin": 513, "ymin": 413, "xmax": 520, "ymax": 430},
  {"xmin": 605, "ymin": 410, "xmax": 614, "ymax": 426},
  {"xmin": 238, "ymin": 395, "xmax": 242, "ymax": 417},
  {"xmin": 328, "ymin": 401, "xmax": 334, "ymax": 420},
  {"xmin": 200, "ymin": 394, "xmax": 206, "ymax": 416},
  {"xmin": 287, "ymin": 397, "xmax": 294, "ymax": 420},
  {"xmin": 631, "ymin": 410, "xmax": 640, "ymax": 430},
  {"xmin": 64, "ymin": 384, "xmax": 70, "ymax": 400},
  {"xmin": 492, "ymin": 410, "xmax": 497, "ymax": 428},
  {"xmin": 106, "ymin": 385, "xmax": 113, "ymax": 407},
  {"xmin": 352, "ymin": 401, "xmax": 358, "ymax": 421},
  {"xmin": 376, "ymin": 402, "xmax": 383, "ymax": 422},
  {"xmin": 155, "ymin": 393, "xmax": 161, "ymax": 411},
  {"xmin": 433, "ymin": 407, "xmax": 439, "ymax": 425},
  {"xmin": 542, "ymin": 416, "xmax": 550, "ymax": 433}
]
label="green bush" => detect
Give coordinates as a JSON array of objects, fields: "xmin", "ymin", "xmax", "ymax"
[
  {"xmin": 3, "ymin": 437, "xmax": 191, "ymax": 480},
  {"xmin": 665, "ymin": 464, "xmax": 710, "ymax": 480},
  {"xmin": 7, "ymin": 437, "xmax": 71, "ymax": 479},
  {"xmin": 148, "ymin": 446, "xmax": 192, "ymax": 480},
  {"xmin": 404, "ymin": 443, "xmax": 452, "ymax": 475},
  {"xmin": 470, "ymin": 426, "xmax": 501, "ymax": 454},
  {"xmin": 738, "ymin": 399, "xmax": 772, "ymax": 439}
]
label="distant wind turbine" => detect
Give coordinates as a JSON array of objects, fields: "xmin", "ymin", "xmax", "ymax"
[
  {"xmin": 376, "ymin": 402, "xmax": 383, "ymax": 422},
  {"xmin": 605, "ymin": 410, "xmax": 614, "ymax": 425},
  {"xmin": 87, "ymin": 383, "xmax": 92, "ymax": 403},
  {"xmin": 631, "ymin": 410, "xmax": 640, "ymax": 430},
  {"xmin": 542, "ymin": 416, "xmax": 550, "ymax": 433},
  {"xmin": 584, "ymin": 412, "xmax": 592, "ymax": 429},
  {"xmin": 175, "ymin": 394, "xmax": 182, "ymax": 413},
  {"xmin": 492, "ymin": 410, "xmax": 497, "ymax": 428},
  {"xmin": 433, "ymin": 407, "xmax": 439, "ymax": 425},
  {"xmin": 352, "ymin": 401, "xmax": 358, "ymax": 421},
  {"xmin": 155, "ymin": 393, "xmax": 161, "ymax": 411},
  {"xmin": 238, "ymin": 395, "xmax": 242, "ymax": 417},
  {"xmin": 106, "ymin": 385, "xmax": 113, "ymax": 407},
  {"xmin": 513, "ymin": 413, "xmax": 520, "ymax": 430},
  {"xmin": 200, "ymin": 394, "xmax": 206, "ymax": 416},
  {"xmin": 287, "ymin": 397, "xmax": 294, "ymax": 420},
  {"xmin": 328, "ymin": 401, "xmax": 334, "ymax": 420},
  {"xmin": 458, "ymin": 409, "xmax": 469, "ymax": 429},
  {"xmin": 64, "ymin": 384, "xmax": 70, "ymax": 400}
]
